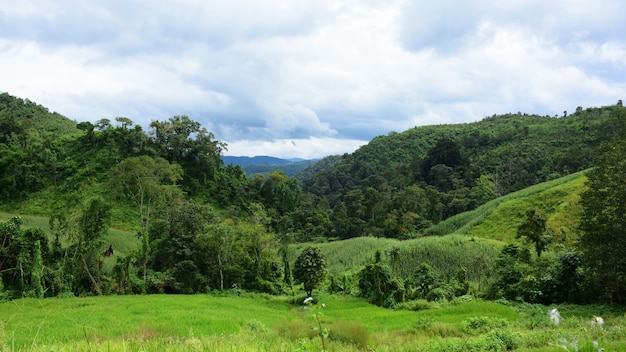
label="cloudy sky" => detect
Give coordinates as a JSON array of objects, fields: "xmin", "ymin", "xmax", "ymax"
[{"xmin": 1, "ymin": 1, "xmax": 625, "ymax": 158}]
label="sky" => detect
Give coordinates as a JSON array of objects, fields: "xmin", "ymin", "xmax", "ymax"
[{"xmin": 1, "ymin": 1, "xmax": 625, "ymax": 159}]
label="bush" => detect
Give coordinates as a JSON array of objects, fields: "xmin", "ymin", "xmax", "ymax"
[
  {"xmin": 395, "ymin": 299, "xmax": 434, "ymax": 311},
  {"xmin": 426, "ymin": 286, "xmax": 454, "ymax": 302},
  {"xmin": 417, "ymin": 322, "xmax": 463, "ymax": 338},
  {"xmin": 462, "ymin": 316, "xmax": 509, "ymax": 335},
  {"xmin": 484, "ymin": 330, "xmax": 522, "ymax": 351}
]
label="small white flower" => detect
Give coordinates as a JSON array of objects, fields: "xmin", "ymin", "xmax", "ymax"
[
  {"xmin": 549, "ymin": 308, "xmax": 560, "ymax": 326},
  {"xmin": 592, "ymin": 316, "xmax": 604, "ymax": 327},
  {"xmin": 303, "ymin": 306, "xmax": 307, "ymax": 310},
  {"xmin": 304, "ymin": 297, "xmax": 313, "ymax": 304}
]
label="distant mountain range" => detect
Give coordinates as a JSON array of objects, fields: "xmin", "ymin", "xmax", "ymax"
[{"xmin": 221, "ymin": 155, "xmax": 320, "ymax": 177}]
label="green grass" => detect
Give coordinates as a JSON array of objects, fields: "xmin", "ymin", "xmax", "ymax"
[
  {"xmin": 0, "ymin": 211, "xmax": 51, "ymax": 232},
  {"xmin": 390, "ymin": 235, "xmax": 501, "ymax": 283},
  {"xmin": 290, "ymin": 236, "xmax": 400, "ymax": 275},
  {"xmin": 0, "ymin": 294, "xmax": 297, "ymax": 348},
  {"xmin": 422, "ymin": 170, "xmax": 587, "ymax": 243},
  {"xmin": 465, "ymin": 172, "xmax": 586, "ymax": 243},
  {"xmin": 291, "ymin": 235, "xmax": 501, "ymax": 292},
  {"xmin": 2, "ymin": 294, "xmax": 625, "ymax": 351}
]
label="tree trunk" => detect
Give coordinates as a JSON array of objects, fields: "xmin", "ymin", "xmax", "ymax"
[
  {"xmin": 218, "ymin": 252, "xmax": 224, "ymax": 291},
  {"xmin": 81, "ymin": 255, "xmax": 101, "ymax": 295}
]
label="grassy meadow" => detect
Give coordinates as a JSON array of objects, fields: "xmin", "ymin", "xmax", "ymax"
[{"xmin": 2, "ymin": 294, "xmax": 626, "ymax": 351}]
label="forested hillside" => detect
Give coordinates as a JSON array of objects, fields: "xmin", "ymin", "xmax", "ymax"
[
  {"xmin": 302, "ymin": 106, "xmax": 624, "ymax": 239},
  {"xmin": 1, "ymin": 92, "xmax": 626, "ymax": 305}
]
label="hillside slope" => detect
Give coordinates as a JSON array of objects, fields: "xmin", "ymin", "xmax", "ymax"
[
  {"xmin": 300, "ymin": 105, "xmax": 623, "ymax": 238},
  {"xmin": 292, "ymin": 171, "xmax": 586, "ymax": 286},
  {"xmin": 423, "ymin": 170, "xmax": 586, "ymax": 243}
]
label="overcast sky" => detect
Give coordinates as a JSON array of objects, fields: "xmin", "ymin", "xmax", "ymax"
[{"xmin": 1, "ymin": 1, "xmax": 625, "ymax": 158}]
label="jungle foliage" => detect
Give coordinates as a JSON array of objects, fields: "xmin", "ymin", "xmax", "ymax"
[{"xmin": 1, "ymin": 92, "xmax": 625, "ymax": 306}]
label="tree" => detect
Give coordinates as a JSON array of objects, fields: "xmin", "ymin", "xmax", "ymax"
[
  {"xmin": 358, "ymin": 251, "xmax": 405, "ymax": 307},
  {"xmin": 31, "ymin": 240, "xmax": 44, "ymax": 298},
  {"xmin": 109, "ymin": 156, "xmax": 183, "ymax": 286},
  {"xmin": 77, "ymin": 197, "xmax": 112, "ymax": 294},
  {"xmin": 516, "ymin": 209, "xmax": 551, "ymax": 257},
  {"xmin": 579, "ymin": 140, "xmax": 626, "ymax": 303},
  {"xmin": 293, "ymin": 246, "xmax": 327, "ymax": 296}
]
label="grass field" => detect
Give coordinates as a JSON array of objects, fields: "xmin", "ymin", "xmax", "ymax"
[{"xmin": 1, "ymin": 294, "xmax": 625, "ymax": 351}]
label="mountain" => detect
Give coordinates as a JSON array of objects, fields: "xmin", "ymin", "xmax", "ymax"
[
  {"xmin": 222, "ymin": 155, "xmax": 293, "ymax": 167},
  {"xmin": 222, "ymin": 155, "xmax": 319, "ymax": 177}
]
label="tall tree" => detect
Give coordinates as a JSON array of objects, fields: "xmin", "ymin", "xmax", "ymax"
[
  {"xmin": 77, "ymin": 197, "xmax": 112, "ymax": 294},
  {"xmin": 293, "ymin": 246, "xmax": 327, "ymax": 296},
  {"xmin": 516, "ymin": 209, "xmax": 551, "ymax": 257},
  {"xmin": 579, "ymin": 140, "xmax": 626, "ymax": 303}
]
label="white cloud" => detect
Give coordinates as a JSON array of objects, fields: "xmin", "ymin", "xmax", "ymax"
[
  {"xmin": 223, "ymin": 137, "xmax": 367, "ymax": 159},
  {"xmin": 1, "ymin": 0, "xmax": 625, "ymax": 158}
]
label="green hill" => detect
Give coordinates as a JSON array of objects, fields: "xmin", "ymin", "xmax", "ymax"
[
  {"xmin": 302, "ymin": 106, "xmax": 624, "ymax": 239},
  {"xmin": 423, "ymin": 170, "xmax": 586, "ymax": 243}
]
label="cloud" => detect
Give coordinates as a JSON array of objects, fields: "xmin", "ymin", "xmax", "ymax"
[
  {"xmin": 223, "ymin": 137, "xmax": 367, "ymax": 159},
  {"xmin": 1, "ymin": 0, "xmax": 625, "ymax": 158}
]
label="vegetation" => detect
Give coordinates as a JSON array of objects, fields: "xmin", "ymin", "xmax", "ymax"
[
  {"xmin": 293, "ymin": 246, "xmax": 327, "ymax": 296},
  {"xmin": 2, "ymin": 92, "xmax": 626, "ymax": 349},
  {"xmin": 579, "ymin": 139, "xmax": 626, "ymax": 303},
  {"xmin": 2, "ymin": 293, "xmax": 626, "ymax": 351}
]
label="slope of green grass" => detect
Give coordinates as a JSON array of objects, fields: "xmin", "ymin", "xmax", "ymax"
[
  {"xmin": 422, "ymin": 170, "xmax": 587, "ymax": 243},
  {"xmin": 465, "ymin": 172, "xmax": 586, "ymax": 243},
  {"xmin": 289, "ymin": 234, "xmax": 502, "ymax": 294}
]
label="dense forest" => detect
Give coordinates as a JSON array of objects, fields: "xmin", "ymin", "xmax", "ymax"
[{"xmin": 1, "ymin": 92, "xmax": 625, "ymax": 306}]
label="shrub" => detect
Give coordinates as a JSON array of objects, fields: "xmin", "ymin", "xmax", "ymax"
[
  {"xmin": 426, "ymin": 286, "xmax": 454, "ymax": 302},
  {"xmin": 484, "ymin": 330, "xmax": 522, "ymax": 351},
  {"xmin": 395, "ymin": 299, "xmax": 433, "ymax": 311},
  {"xmin": 462, "ymin": 316, "xmax": 509, "ymax": 335},
  {"xmin": 358, "ymin": 253, "xmax": 406, "ymax": 307},
  {"xmin": 421, "ymin": 322, "xmax": 463, "ymax": 338},
  {"xmin": 327, "ymin": 273, "xmax": 354, "ymax": 295},
  {"xmin": 243, "ymin": 319, "xmax": 269, "ymax": 333}
]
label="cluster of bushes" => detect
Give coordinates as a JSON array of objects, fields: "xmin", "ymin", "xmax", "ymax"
[{"xmin": 350, "ymin": 250, "xmax": 470, "ymax": 308}]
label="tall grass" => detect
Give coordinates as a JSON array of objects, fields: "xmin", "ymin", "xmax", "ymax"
[
  {"xmin": 289, "ymin": 237, "xmax": 400, "ymax": 275},
  {"xmin": 390, "ymin": 235, "xmax": 501, "ymax": 284},
  {"xmin": 290, "ymin": 234, "xmax": 501, "ymax": 294}
]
